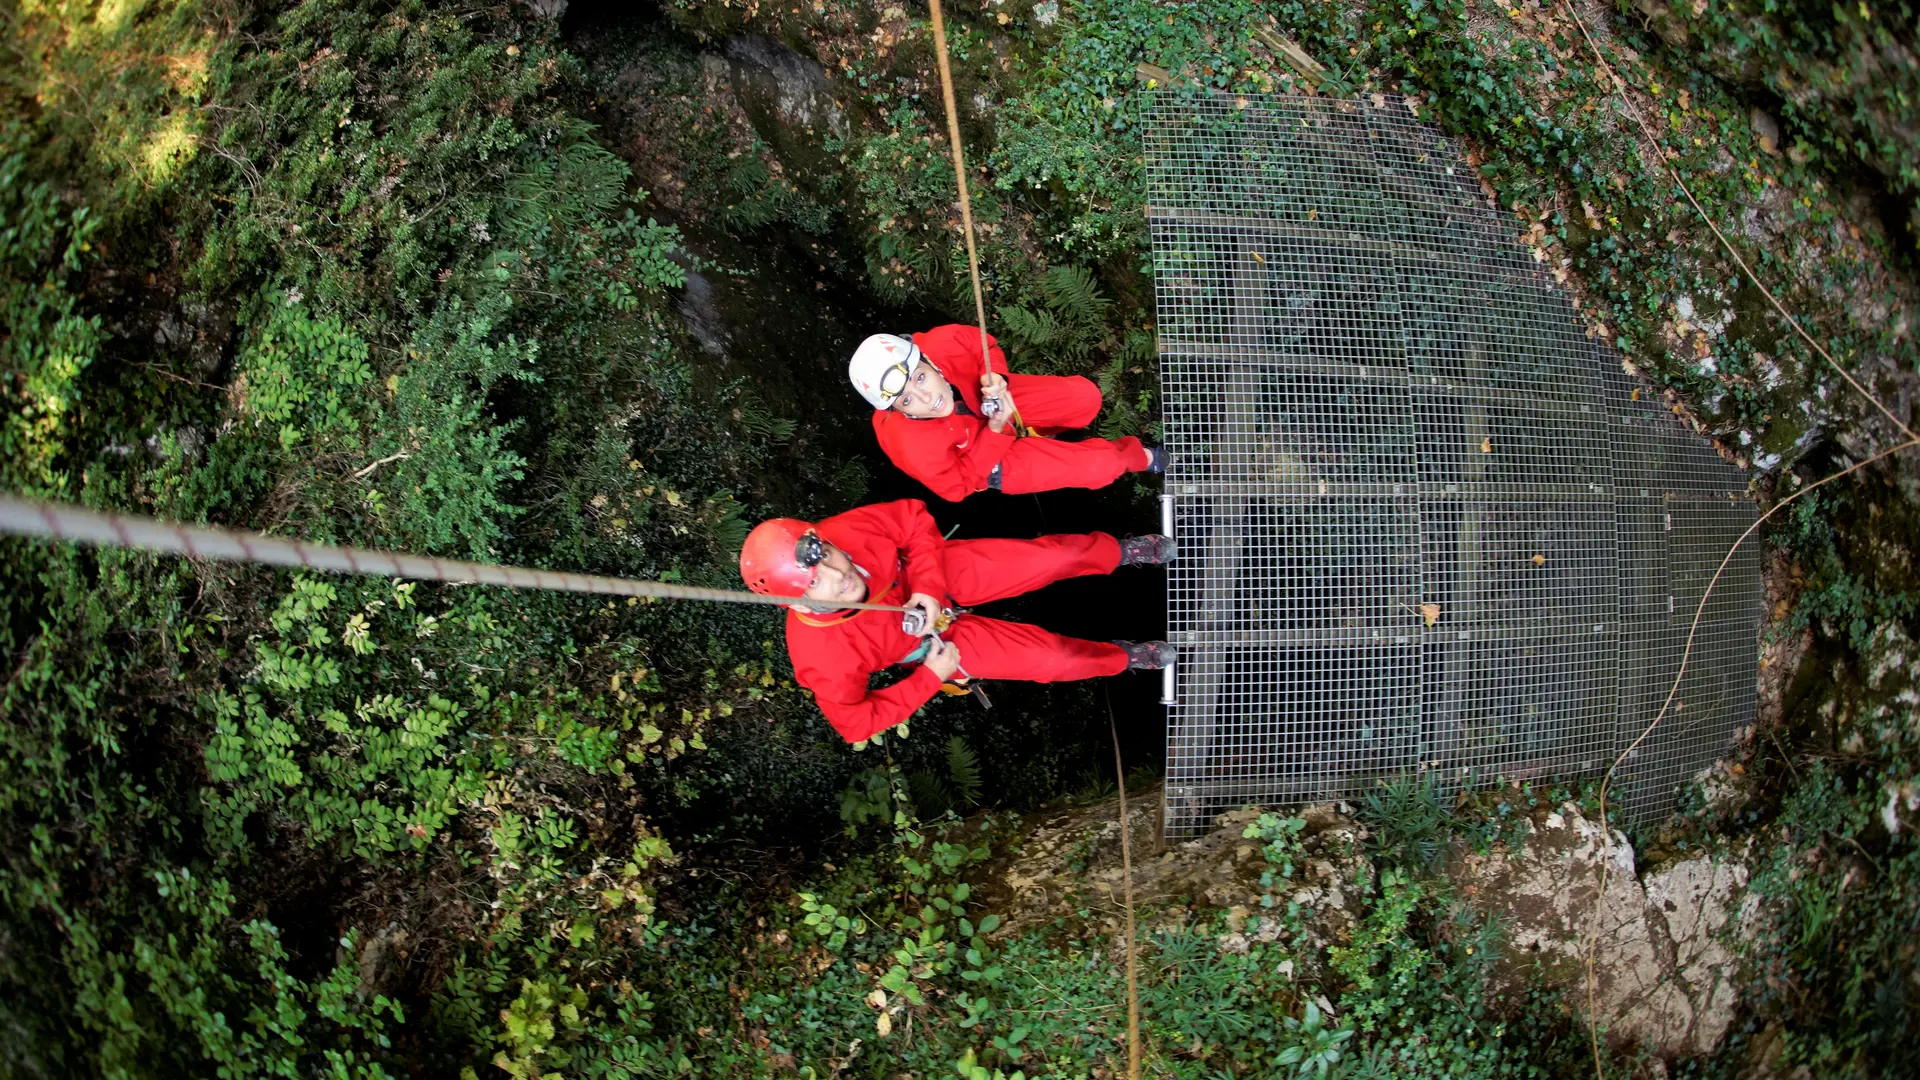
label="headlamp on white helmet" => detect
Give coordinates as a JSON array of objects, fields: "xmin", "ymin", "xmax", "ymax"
[{"xmin": 848, "ymin": 334, "xmax": 923, "ymax": 410}]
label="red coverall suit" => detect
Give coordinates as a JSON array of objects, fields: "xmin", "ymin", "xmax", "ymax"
[
  {"xmin": 873, "ymin": 324, "xmax": 1150, "ymax": 502},
  {"xmin": 785, "ymin": 499, "xmax": 1129, "ymax": 744}
]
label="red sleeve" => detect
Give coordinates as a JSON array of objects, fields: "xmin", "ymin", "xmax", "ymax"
[
  {"xmin": 921, "ymin": 324, "xmax": 1009, "ymax": 381},
  {"xmin": 804, "ymin": 665, "xmax": 944, "ymax": 744},
  {"xmin": 874, "ymin": 413, "xmax": 1016, "ymax": 503},
  {"xmin": 875, "ymin": 498, "xmax": 949, "ymax": 602}
]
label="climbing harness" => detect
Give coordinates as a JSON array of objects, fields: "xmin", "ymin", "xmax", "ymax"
[{"xmin": 899, "ymin": 603, "xmax": 992, "ymax": 709}]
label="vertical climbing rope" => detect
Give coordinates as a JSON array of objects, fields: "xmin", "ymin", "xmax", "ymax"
[
  {"xmin": 926, "ymin": 0, "xmax": 992, "ymax": 377},
  {"xmin": 1108, "ymin": 691, "xmax": 1144, "ymax": 1080},
  {"xmin": 926, "ymin": 0, "xmax": 1029, "ymax": 438}
]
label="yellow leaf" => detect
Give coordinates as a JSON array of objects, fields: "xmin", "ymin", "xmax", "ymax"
[
  {"xmin": 1531, "ymin": 553, "xmax": 1546, "ymax": 566},
  {"xmin": 664, "ymin": 490, "xmax": 683, "ymax": 507},
  {"xmin": 876, "ymin": 1011, "xmax": 893, "ymax": 1036},
  {"xmin": 995, "ymin": 10, "xmax": 1009, "ymax": 21},
  {"xmin": 1420, "ymin": 603, "xmax": 1441, "ymax": 627},
  {"xmin": 1479, "ymin": 437, "xmax": 1492, "ymax": 454},
  {"xmin": 1631, "ymin": 386, "xmax": 1642, "ymax": 401},
  {"xmin": 1308, "ymin": 208, "xmax": 1319, "ymax": 221},
  {"xmin": 1250, "ymin": 251, "xmax": 1266, "ymax": 264}
]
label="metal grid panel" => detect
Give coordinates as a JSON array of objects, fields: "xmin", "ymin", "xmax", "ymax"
[{"xmin": 1147, "ymin": 93, "xmax": 1760, "ymax": 833}]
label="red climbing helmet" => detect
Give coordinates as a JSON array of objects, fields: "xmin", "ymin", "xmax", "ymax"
[{"xmin": 740, "ymin": 517, "xmax": 823, "ymax": 598}]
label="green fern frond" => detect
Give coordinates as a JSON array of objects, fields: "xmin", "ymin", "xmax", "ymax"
[
  {"xmin": 830, "ymin": 457, "xmax": 869, "ymax": 506},
  {"xmin": 1095, "ymin": 352, "xmax": 1127, "ymax": 398},
  {"xmin": 1038, "ymin": 264, "xmax": 1111, "ymax": 327},
  {"xmin": 708, "ymin": 494, "xmax": 749, "ymax": 555},
  {"xmin": 945, "ymin": 735, "xmax": 983, "ymax": 807},
  {"xmin": 1097, "ymin": 403, "xmax": 1139, "ymax": 441},
  {"xmin": 997, "ymin": 304, "xmax": 1062, "ymax": 349},
  {"xmin": 728, "ymin": 387, "xmax": 796, "ymax": 444},
  {"xmin": 907, "ymin": 769, "xmax": 952, "ymax": 819}
]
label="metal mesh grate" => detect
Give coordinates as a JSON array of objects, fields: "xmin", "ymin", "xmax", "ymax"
[{"xmin": 1148, "ymin": 94, "xmax": 1761, "ymax": 833}]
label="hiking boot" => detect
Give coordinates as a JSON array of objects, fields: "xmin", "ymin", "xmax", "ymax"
[
  {"xmin": 1118, "ymin": 534, "xmax": 1177, "ymax": 566},
  {"xmin": 1115, "ymin": 641, "xmax": 1177, "ymax": 670}
]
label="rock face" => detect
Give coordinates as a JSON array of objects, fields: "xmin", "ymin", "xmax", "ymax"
[
  {"xmin": 988, "ymin": 791, "xmax": 1752, "ymax": 1062},
  {"xmin": 1450, "ymin": 804, "xmax": 1753, "ymax": 1058},
  {"xmin": 724, "ymin": 35, "xmax": 846, "ymax": 142}
]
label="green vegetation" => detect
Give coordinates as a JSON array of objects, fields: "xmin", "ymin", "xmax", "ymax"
[{"xmin": 2, "ymin": 0, "xmax": 1915, "ymax": 1075}]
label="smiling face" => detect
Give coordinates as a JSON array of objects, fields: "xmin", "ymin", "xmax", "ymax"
[
  {"xmin": 890, "ymin": 360, "xmax": 956, "ymax": 419},
  {"xmin": 795, "ymin": 541, "xmax": 869, "ymax": 610}
]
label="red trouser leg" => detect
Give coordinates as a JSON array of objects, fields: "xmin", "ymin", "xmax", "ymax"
[
  {"xmin": 1006, "ymin": 373, "xmax": 1102, "ymax": 431},
  {"xmin": 996, "ymin": 436, "xmax": 1148, "ymax": 494},
  {"xmin": 936, "ymin": 533, "xmax": 1129, "ymax": 681},
  {"xmin": 946, "ymin": 615, "xmax": 1128, "ymax": 682},
  {"xmin": 942, "ymin": 533, "xmax": 1121, "ymax": 606},
  {"xmin": 997, "ymin": 373, "xmax": 1149, "ymax": 492}
]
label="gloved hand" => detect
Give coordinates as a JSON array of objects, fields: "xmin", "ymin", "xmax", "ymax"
[
  {"xmin": 923, "ymin": 637, "xmax": 963, "ymax": 681},
  {"xmin": 979, "ymin": 372, "xmax": 1015, "ymax": 433}
]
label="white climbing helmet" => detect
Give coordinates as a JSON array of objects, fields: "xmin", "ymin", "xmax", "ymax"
[{"xmin": 848, "ymin": 333, "xmax": 922, "ymax": 410}]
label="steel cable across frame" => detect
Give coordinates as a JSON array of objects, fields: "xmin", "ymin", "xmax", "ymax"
[{"xmin": 0, "ymin": 494, "xmax": 913, "ymax": 614}]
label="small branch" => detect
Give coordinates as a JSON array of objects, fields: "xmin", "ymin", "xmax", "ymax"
[{"xmin": 351, "ymin": 451, "xmax": 410, "ymax": 481}]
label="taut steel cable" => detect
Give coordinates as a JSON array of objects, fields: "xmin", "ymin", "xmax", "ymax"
[{"xmin": 0, "ymin": 494, "xmax": 911, "ymax": 614}]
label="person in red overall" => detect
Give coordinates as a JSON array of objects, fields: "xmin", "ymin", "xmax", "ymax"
[
  {"xmin": 847, "ymin": 326, "xmax": 1164, "ymax": 502},
  {"xmin": 739, "ymin": 499, "xmax": 1176, "ymax": 744}
]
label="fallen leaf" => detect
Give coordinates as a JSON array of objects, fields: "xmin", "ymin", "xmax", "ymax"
[
  {"xmin": 1420, "ymin": 603, "xmax": 1441, "ymax": 626},
  {"xmin": 1307, "ymin": 208, "xmax": 1319, "ymax": 221},
  {"xmin": 1250, "ymin": 250, "xmax": 1266, "ymax": 264},
  {"xmin": 1370, "ymin": 92, "xmax": 1386, "ymax": 108},
  {"xmin": 866, "ymin": 989, "xmax": 887, "ymax": 1009},
  {"xmin": 1531, "ymin": 553, "xmax": 1546, "ymax": 566},
  {"xmin": 876, "ymin": 1012, "xmax": 893, "ymax": 1036},
  {"xmin": 1479, "ymin": 437, "xmax": 1492, "ymax": 454},
  {"xmin": 995, "ymin": 10, "xmax": 1010, "ymax": 22},
  {"xmin": 1631, "ymin": 386, "xmax": 1642, "ymax": 401}
]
